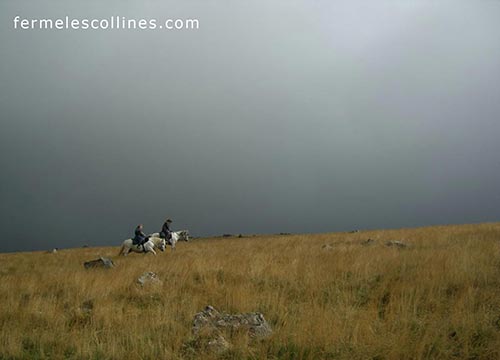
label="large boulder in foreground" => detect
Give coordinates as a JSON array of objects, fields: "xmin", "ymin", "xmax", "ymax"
[
  {"xmin": 84, "ymin": 257, "xmax": 114, "ymax": 269},
  {"xmin": 189, "ymin": 305, "xmax": 272, "ymax": 353}
]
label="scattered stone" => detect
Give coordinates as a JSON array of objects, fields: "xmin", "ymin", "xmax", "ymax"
[
  {"xmin": 82, "ymin": 244, "xmax": 89, "ymax": 248},
  {"xmin": 279, "ymin": 232, "xmax": 291, "ymax": 235},
  {"xmin": 385, "ymin": 240, "xmax": 408, "ymax": 248},
  {"xmin": 222, "ymin": 234, "xmax": 233, "ymax": 238},
  {"xmin": 84, "ymin": 257, "xmax": 114, "ymax": 269},
  {"xmin": 322, "ymin": 244, "xmax": 334, "ymax": 250},
  {"xmin": 190, "ymin": 305, "xmax": 272, "ymax": 353},
  {"xmin": 361, "ymin": 239, "xmax": 376, "ymax": 246},
  {"xmin": 137, "ymin": 271, "xmax": 161, "ymax": 287},
  {"xmin": 207, "ymin": 334, "xmax": 231, "ymax": 353},
  {"xmin": 48, "ymin": 248, "xmax": 58, "ymax": 253},
  {"xmin": 349, "ymin": 229, "xmax": 360, "ymax": 233},
  {"xmin": 80, "ymin": 299, "xmax": 94, "ymax": 314}
]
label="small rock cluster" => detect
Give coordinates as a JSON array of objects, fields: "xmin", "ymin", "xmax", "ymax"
[
  {"xmin": 137, "ymin": 271, "xmax": 162, "ymax": 287},
  {"xmin": 190, "ymin": 305, "xmax": 272, "ymax": 353}
]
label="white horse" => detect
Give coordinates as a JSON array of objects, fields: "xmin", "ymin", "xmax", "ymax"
[
  {"xmin": 149, "ymin": 230, "xmax": 190, "ymax": 250},
  {"xmin": 118, "ymin": 236, "xmax": 166, "ymax": 256}
]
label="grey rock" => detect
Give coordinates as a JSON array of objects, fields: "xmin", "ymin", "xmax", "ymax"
[
  {"xmin": 207, "ymin": 335, "xmax": 231, "ymax": 353},
  {"xmin": 84, "ymin": 257, "xmax": 114, "ymax": 269},
  {"xmin": 80, "ymin": 299, "xmax": 94, "ymax": 314},
  {"xmin": 190, "ymin": 305, "xmax": 272, "ymax": 352},
  {"xmin": 385, "ymin": 240, "xmax": 408, "ymax": 248},
  {"xmin": 137, "ymin": 271, "xmax": 161, "ymax": 287},
  {"xmin": 349, "ymin": 229, "xmax": 360, "ymax": 233}
]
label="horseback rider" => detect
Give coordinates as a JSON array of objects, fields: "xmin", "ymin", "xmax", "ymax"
[
  {"xmin": 159, "ymin": 218, "xmax": 173, "ymax": 244},
  {"xmin": 133, "ymin": 224, "xmax": 148, "ymax": 248}
]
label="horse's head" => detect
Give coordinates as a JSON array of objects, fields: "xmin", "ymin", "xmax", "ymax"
[
  {"xmin": 180, "ymin": 230, "xmax": 190, "ymax": 242},
  {"xmin": 157, "ymin": 238, "xmax": 166, "ymax": 252}
]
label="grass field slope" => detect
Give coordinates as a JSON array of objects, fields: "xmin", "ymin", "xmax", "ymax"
[{"xmin": 1, "ymin": 223, "xmax": 500, "ymax": 359}]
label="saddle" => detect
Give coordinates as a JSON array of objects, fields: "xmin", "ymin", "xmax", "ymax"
[
  {"xmin": 160, "ymin": 231, "xmax": 172, "ymax": 240},
  {"xmin": 133, "ymin": 237, "xmax": 149, "ymax": 252}
]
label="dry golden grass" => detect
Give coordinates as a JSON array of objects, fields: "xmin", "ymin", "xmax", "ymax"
[{"xmin": 1, "ymin": 223, "xmax": 500, "ymax": 359}]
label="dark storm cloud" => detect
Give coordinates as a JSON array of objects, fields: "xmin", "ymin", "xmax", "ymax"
[{"xmin": 1, "ymin": 1, "xmax": 500, "ymax": 252}]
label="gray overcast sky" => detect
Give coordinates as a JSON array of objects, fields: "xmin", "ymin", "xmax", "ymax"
[{"xmin": 1, "ymin": 1, "xmax": 500, "ymax": 252}]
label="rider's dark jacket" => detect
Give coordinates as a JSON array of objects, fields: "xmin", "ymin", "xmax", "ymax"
[
  {"xmin": 133, "ymin": 227, "xmax": 147, "ymax": 245},
  {"xmin": 160, "ymin": 222, "xmax": 171, "ymax": 239}
]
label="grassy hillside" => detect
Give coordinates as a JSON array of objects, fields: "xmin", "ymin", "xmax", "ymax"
[{"xmin": 1, "ymin": 223, "xmax": 500, "ymax": 359}]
